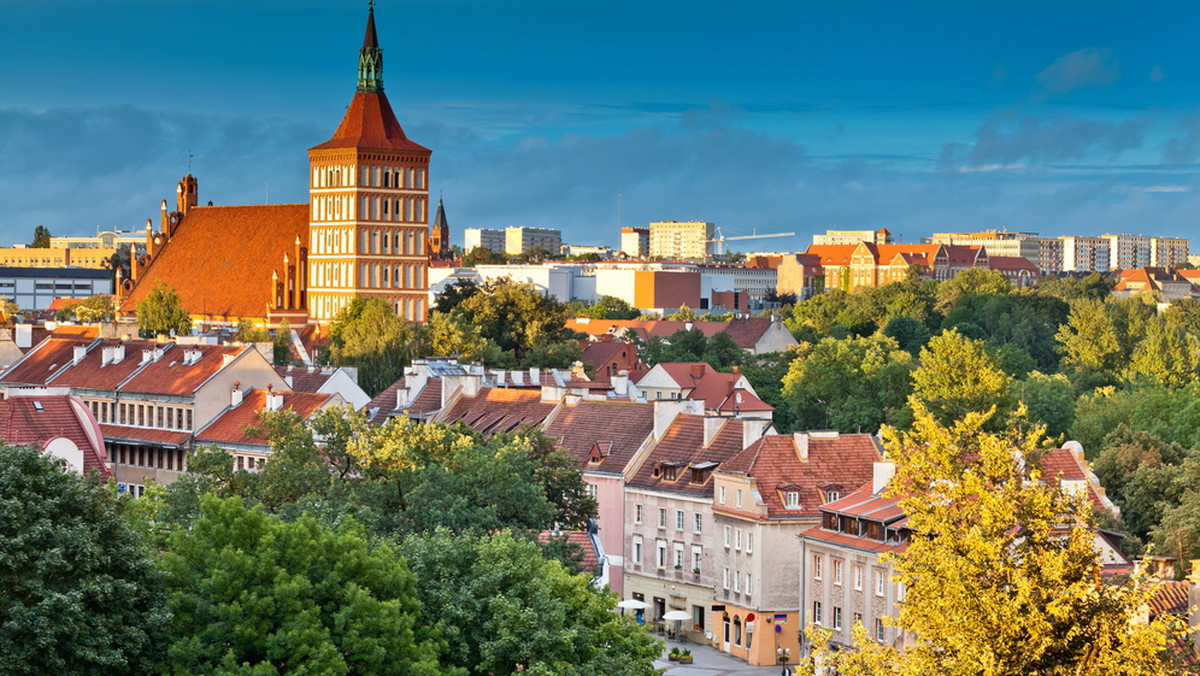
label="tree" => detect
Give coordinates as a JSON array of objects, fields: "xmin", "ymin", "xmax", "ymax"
[
  {"xmin": 0, "ymin": 444, "xmax": 169, "ymax": 674},
  {"xmin": 328, "ymin": 297, "xmax": 425, "ymax": 396},
  {"xmin": 233, "ymin": 318, "xmax": 269, "ymax": 342},
  {"xmin": 818, "ymin": 405, "xmax": 1183, "ymax": 676},
  {"xmin": 62, "ymin": 294, "xmax": 115, "ymax": 323},
  {"xmin": 136, "ymin": 281, "xmax": 191, "ymax": 337},
  {"xmin": 272, "ymin": 317, "xmax": 293, "ymax": 364},
  {"xmin": 667, "ymin": 304, "xmax": 696, "ymax": 321},
  {"xmin": 781, "ymin": 335, "xmax": 914, "ymax": 433},
  {"xmin": 445, "ymin": 277, "xmax": 576, "ymax": 363},
  {"xmin": 934, "ymin": 267, "xmax": 1013, "ymax": 313},
  {"xmin": 30, "ymin": 224, "xmax": 51, "ymax": 248},
  {"xmin": 400, "ymin": 529, "xmax": 661, "ymax": 675},
  {"xmin": 432, "ymin": 278, "xmax": 481, "ymax": 314},
  {"xmin": 910, "ymin": 329, "xmax": 1012, "ymax": 427},
  {"xmin": 162, "ymin": 497, "xmax": 443, "ymax": 675},
  {"xmin": 1129, "ymin": 318, "xmax": 1200, "ymax": 388},
  {"xmin": 1011, "ymin": 371, "xmax": 1076, "ymax": 438},
  {"xmin": 582, "ymin": 294, "xmax": 640, "ymax": 320}
]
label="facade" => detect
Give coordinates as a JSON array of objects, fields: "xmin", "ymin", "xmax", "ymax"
[
  {"xmin": 116, "ymin": 7, "xmax": 431, "ymax": 327},
  {"xmin": 1101, "ymin": 234, "xmax": 1152, "ymax": 270},
  {"xmin": 1151, "ymin": 237, "xmax": 1190, "ymax": 268},
  {"xmin": 927, "ymin": 229, "xmax": 1067, "ymax": 270},
  {"xmin": 633, "ymin": 362, "xmax": 773, "ymax": 421},
  {"xmin": 0, "ymin": 247, "xmax": 117, "ymax": 269},
  {"xmin": 812, "ymin": 229, "xmax": 893, "ymax": 246},
  {"xmin": 463, "ymin": 228, "xmax": 505, "ymax": 253},
  {"xmin": 649, "ymin": 221, "xmax": 715, "ymax": 261},
  {"xmin": 50, "ymin": 229, "xmax": 147, "ymax": 252},
  {"xmin": 505, "ymin": 226, "xmax": 562, "ymax": 256},
  {"xmin": 0, "ymin": 266, "xmax": 112, "ymax": 310},
  {"xmin": 776, "ymin": 253, "xmax": 825, "ymax": 300},
  {"xmin": 1060, "ymin": 236, "xmax": 1111, "ymax": 272},
  {"xmin": 195, "ymin": 387, "xmax": 344, "ymax": 472},
  {"xmin": 620, "ymin": 227, "xmax": 650, "ymax": 258},
  {"xmin": 710, "ymin": 431, "xmax": 881, "ymax": 666}
]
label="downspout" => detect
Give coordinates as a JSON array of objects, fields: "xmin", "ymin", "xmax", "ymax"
[{"xmin": 799, "ymin": 535, "xmax": 808, "ymax": 658}]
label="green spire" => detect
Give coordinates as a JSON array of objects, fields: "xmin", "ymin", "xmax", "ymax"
[{"xmin": 357, "ymin": 2, "xmax": 384, "ymax": 93}]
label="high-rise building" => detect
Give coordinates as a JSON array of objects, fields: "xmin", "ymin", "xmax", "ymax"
[
  {"xmin": 1150, "ymin": 237, "xmax": 1190, "ymax": 268},
  {"xmin": 463, "ymin": 228, "xmax": 505, "ymax": 253},
  {"xmin": 505, "ymin": 226, "xmax": 562, "ymax": 256},
  {"xmin": 1100, "ymin": 234, "xmax": 1152, "ymax": 270},
  {"xmin": 812, "ymin": 228, "xmax": 893, "ymax": 246},
  {"xmin": 1059, "ymin": 236, "xmax": 1111, "ymax": 272},
  {"xmin": 649, "ymin": 221, "xmax": 714, "ymax": 260},
  {"xmin": 619, "ymin": 227, "xmax": 649, "ymax": 257}
]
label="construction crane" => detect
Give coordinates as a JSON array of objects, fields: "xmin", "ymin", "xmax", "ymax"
[{"xmin": 705, "ymin": 228, "xmax": 796, "ymax": 256}]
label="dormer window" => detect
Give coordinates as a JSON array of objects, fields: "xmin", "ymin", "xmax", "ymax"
[
  {"xmin": 663, "ymin": 465, "xmax": 678, "ymax": 481},
  {"xmin": 785, "ymin": 491, "xmax": 800, "ymax": 508},
  {"xmin": 823, "ymin": 512, "xmax": 837, "ymax": 530}
]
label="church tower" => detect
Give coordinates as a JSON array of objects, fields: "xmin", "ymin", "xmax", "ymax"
[
  {"xmin": 307, "ymin": 4, "xmax": 432, "ymax": 324},
  {"xmin": 429, "ymin": 196, "xmax": 450, "ymax": 259}
]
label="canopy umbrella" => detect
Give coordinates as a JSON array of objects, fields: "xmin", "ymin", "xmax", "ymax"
[
  {"xmin": 662, "ymin": 609, "xmax": 692, "ymax": 638},
  {"xmin": 617, "ymin": 599, "xmax": 652, "ymax": 610}
]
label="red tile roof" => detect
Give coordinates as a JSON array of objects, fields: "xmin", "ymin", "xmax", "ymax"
[
  {"xmin": 0, "ymin": 335, "xmax": 95, "ymax": 386},
  {"xmin": 119, "ymin": 344, "xmax": 246, "ymax": 396},
  {"xmin": 275, "ymin": 365, "xmax": 334, "ymax": 393},
  {"xmin": 804, "ymin": 244, "xmax": 859, "ymax": 266},
  {"xmin": 564, "ymin": 319, "xmax": 774, "ymax": 351},
  {"xmin": 718, "ymin": 433, "xmax": 881, "ymax": 519},
  {"xmin": 364, "ymin": 376, "xmax": 444, "ymax": 426},
  {"xmin": 1040, "ymin": 444, "xmax": 1115, "ymax": 514},
  {"xmin": 628, "ymin": 415, "xmax": 744, "ymax": 496},
  {"xmin": 0, "ymin": 395, "xmax": 110, "ymax": 477},
  {"xmin": 537, "ymin": 530, "xmax": 600, "ymax": 572},
  {"xmin": 1149, "ymin": 580, "xmax": 1190, "ymax": 617},
  {"xmin": 652, "ymin": 362, "xmax": 761, "ymax": 411},
  {"xmin": 714, "ymin": 388, "xmax": 774, "ymax": 413},
  {"xmin": 364, "ymin": 376, "xmax": 406, "ymax": 425},
  {"xmin": 438, "ymin": 387, "xmax": 557, "ymax": 436},
  {"xmin": 119, "ymin": 204, "xmax": 309, "ymax": 321},
  {"xmin": 49, "ymin": 339, "xmax": 156, "ymax": 390},
  {"xmin": 98, "ymin": 424, "xmax": 191, "ymax": 448},
  {"xmin": 310, "ymin": 91, "xmax": 431, "ymax": 153},
  {"xmin": 544, "ymin": 400, "xmax": 655, "ymax": 471},
  {"xmin": 196, "ymin": 389, "xmax": 333, "ymax": 447},
  {"xmin": 799, "ymin": 521, "xmax": 906, "ymax": 555}
]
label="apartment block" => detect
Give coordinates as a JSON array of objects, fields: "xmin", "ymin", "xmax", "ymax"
[
  {"xmin": 505, "ymin": 226, "xmax": 562, "ymax": 256},
  {"xmin": 649, "ymin": 221, "xmax": 714, "ymax": 261},
  {"xmin": 1151, "ymin": 237, "xmax": 1190, "ymax": 268},
  {"xmin": 620, "ymin": 227, "xmax": 650, "ymax": 258},
  {"xmin": 463, "ymin": 228, "xmax": 505, "ymax": 253},
  {"xmin": 1059, "ymin": 236, "xmax": 1111, "ymax": 272},
  {"xmin": 1101, "ymin": 234, "xmax": 1152, "ymax": 269},
  {"xmin": 812, "ymin": 228, "xmax": 893, "ymax": 246}
]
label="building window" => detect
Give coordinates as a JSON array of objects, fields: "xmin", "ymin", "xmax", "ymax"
[
  {"xmin": 719, "ymin": 486, "xmax": 726, "ymax": 504},
  {"xmin": 834, "ymin": 559, "xmax": 843, "ymax": 586},
  {"xmin": 745, "ymin": 573, "xmax": 753, "ymax": 596},
  {"xmin": 693, "ymin": 513, "xmax": 702, "ymax": 533},
  {"xmin": 633, "ymin": 536, "xmax": 643, "ymax": 565},
  {"xmin": 736, "ymin": 489, "xmax": 743, "ymax": 508},
  {"xmin": 675, "ymin": 510, "xmax": 684, "ymax": 531},
  {"xmin": 733, "ymin": 571, "xmax": 740, "ymax": 593},
  {"xmin": 813, "ymin": 554, "xmax": 823, "ymax": 580},
  {"xmin": 826, "ymin": 490, "xmax": 840, "ymax": 503},
  {"xmin": 692, "ymin": 546, "xmax": 702, "ymax": 573},
  {"xmin": 875, "ymin": 618, "xmax": 885, "ymax": 642},
  {"xmin": 833, "ymin": 606, "xmax": 843, "ymax": 631},
  {"xmin": 674, "ymin": 544, "xmax": 684, "ymax": 569},
  {"xmin": 658, "ymin": 508, "xmax": 666, "ymax": 529},
  {"xmin": 854, "ymin": 564, "xmax": 863, "ymax": 590},
  {"xmin": 785, "ymin": 490, "xmax": 800, "ymax": 508},
  {"xmin": 724, "ymin": 526, "xmax": 731, "ymax": 548},
  {"xmin": 875, "ymin": 569, "xmax": 886, "ymax": 596},
  {"xmin": 635, "ymin": 504, "xmax": 643, "ymax": 524},
  {"xmin": 746, "ymin": 533, "xmax": 753, "ymax": 554},
  {"xmin": 723, "ymin": 567, "xmax": 730, "ymax": 590},
  {"xmin": 657, "ymin": 540, "xmax": 667, "ymax": 569},
  {"xmin": 812, "ymin": 601, "xmax": 823, "ymax": 625}
]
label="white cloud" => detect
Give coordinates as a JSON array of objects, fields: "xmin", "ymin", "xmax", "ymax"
[{"xmin": 1037, "ymin": 48, "xmax": 1121, "ymax": 94}]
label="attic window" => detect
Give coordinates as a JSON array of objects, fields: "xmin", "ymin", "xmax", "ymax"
[
  {"xmin": 785, "ymin": 491, "xmax": 800, "ymax": 508},
  {"xmin": 823, "ymin": 512, "xmax": 837, "ymax": 530},
  {"xmin": 32, "ymin": 400, "xmax": 43, "ymax": 411},
  {"xmin": 588, "ymin": 441, "xmax": 612, "ymax": 464},
  {"xmin": 825, "ymin": 490, "xmax": 840, "ymax": 503},
  {"xmin": 660, "ymin": 461, "xmax": 685, "ymax": 482}
]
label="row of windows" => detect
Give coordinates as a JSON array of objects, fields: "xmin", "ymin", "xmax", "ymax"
[
  {"xmin": 630, "ymin": 536, "xmax": 702, "ymax": 573},
  {"xmin": 636, "ymin": 504, "xmax": 703, "ymax": 533},
  {"xmin": 312, "ymin": 164, "xmax": 427, "ymax": 190},
  {"xmin": 722, "ymin": 525, "xmax": 754, "ymax": 553},
  {"xmin": 722, "ymin": 567, "xmax": 752, "ymax": 595},
  {"xmin": 356, "ymin": 262, "xmax": 423, "ymax": 289},
  {"xmin": 111, "ymin": 444, "xmax": 187, "ymax": 472},
  {"xmin": 811, "ymin": 602, "xmax": 886, "ymax": 642},
  {"xmin": 362, "ymin": 196, "xmax": 427, "ymax": 224},
  {"xmin": 813, "ymin": 554, "xmax": 888, "ymax": 596},
  {"xmin": 314, "ymin": 194, "xmax": 352, "ymax": 222},
  {"xmin": 88, "ymin": 399, "xmax": 193, "ymax": 431},
  {"xmin": 360, "ymin": 228, "xmax": 424, "ymax": 256}
]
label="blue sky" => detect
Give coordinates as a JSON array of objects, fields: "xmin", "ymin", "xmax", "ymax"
[{"xmin": 3, "ymin": 1, "xmax": 1200, "ymax": 252}]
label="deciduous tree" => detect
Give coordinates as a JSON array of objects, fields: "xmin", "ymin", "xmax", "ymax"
[
  {"xmin": 136, "ymin": 280, "xmax": 191, "ymax": 338},
  {"xmin": 910, "ymin": 329, "xmax": 1012, "ymax": 427}
]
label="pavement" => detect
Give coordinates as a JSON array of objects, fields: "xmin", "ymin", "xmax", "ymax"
[{"xmin": 655, "ymin": 637, "xmax": 798, "ymax": 675}]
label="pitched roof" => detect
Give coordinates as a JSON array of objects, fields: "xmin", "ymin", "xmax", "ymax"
[
  {"xmin": 309, "ymin": 91, "xmax": 431, "ymax": 153},
  {"xmin": 275, "ymin": 365, "xmax": 335, "ymax": 392},
  {"xmin": 0, "ymin": 335, "xmax": 95, "ymax": 386},
  {"xmin": 364, "ymin": 376, "xmax": 406, "ymax": 426},
  {"xmin": 627, "ymin": 415, "xmax": 745, "ymax": 496},
  {"xmin": 195, "ymin": 389, "xmax": 333, "ymax": 447},
  {"xmin": 718, "ymin": 433, "xmax": 881, "ymax": 519},
  {"xmin": 714, "ymin": 388, "xmax": 774, "ymax": 413},
  {"xmin": 564, "ymin": 318, "xmax": 775, "ymax": 351},
  {"xmin": 119, "ymin": 344, "xmax": 246, "ymax": 396},
  {"xmin": 804, "ymin": 244, "xmax": 859, "ymax": 266},
  {"xmin": 438, "ymin": 387, "xmax": 557, "ymax": 436},
  {"xmin": 118, "ymin": 204, "xmax": 309, "ymax": 321},
  {"xmin": 98, "ymin": 424, "xmax": 191, "ymax": 448},
  {"xmin": 722, "ymin": 317, "xmax": 775, "ymax": 347},
  {"xmin": 988, "ymin": 255, "xmax": 1040, "ymax": 273},
  {"xmin": 544, "ymin": 399, "xmax": 655, "ymax": 471},
  {"xmin": 537, "ymin": 530, "xmax": 600, "ymax": 573},
  {"xmin": 0, "ymin": 395, "xmax": 110, "ymax": 477},
  {"xmin": 49, "ymin": 339, "xmax": 154, "ymax": 390},
  {"xmin": 1041, "ymin": 443, "xmax": 1117, "ymax": 515}
]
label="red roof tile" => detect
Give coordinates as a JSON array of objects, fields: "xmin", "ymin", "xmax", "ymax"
[
  {"xmin": 438, "ymin": 387, "xmax": 557, "ymax": 436},
  {"xmin": 804, "ymin": 244, "xmax": 859, "ymax": 266},
  {"xmin": 49, "ymin": 339, "xmax": 156, "ymax": 390},
  {"xmin": 275, "ymin": 365, "xmax": 334, "ymax": 392},
  {"xmin": 310, "ymin": 91, "xmax": 431, "ymax": 153},
  {"xmin": 119, "ymin": 344, "xmax": 246, "ymax": 396},
  {"xmin": 99, "ymin": 424, "xmax": 191, "ymax": 448},
  {"xmin": 364, "ymin": 377, "xmax": 406, "ymax": 425},
  {"xmin": 628, "ymin": 415, "xmax": 744, "ymax": 496},
  {"xmin": 544, "ymin": 400, "xmax": 655, "ymax": 471},
  {"xmin": 537, "ymin": 530, "xmax": 600, "ymax": 572},
  {"xmin": 0, "ymin": 335, "xmax": 95, "ymax": 386},
  {"xmin": 196, "ymin": 389, "xmax": 333, "ymax": 447},
  {"xmin": 718, "ymin": 433, "xmax": 880, "ymax": 519},
  {"xmin": 0, "ymin": 395, "xmax": 110, "ymax": 477},
  {"xmin": 119, "ymin": 204, "xmax": 309, "ymax": 321}
]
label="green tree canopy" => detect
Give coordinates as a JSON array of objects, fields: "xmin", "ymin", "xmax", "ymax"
[
  {"xmin": 328, "ymin": 297, "xmax": 425, "ymax": 396},
  {"xmin": 30, "ymin": 224, "xmax": 51, "ymax": 248},
  {"xmin": 162, "ymin": 497, "xmax": 443, "ymax": 675},
  {"xmin": 400, "ymin": 529, "xmax": 661, "ymax": 675},
  {"xmin": 910, "ymin": 328, "xmax": 1013, "ymax": 427},
  {"xmin": 0, "ymin": 444, "xmax": 169, "ymax": 674},
  {"xmin": 441, "ymin": 277, "xmax": 578, "ymax": 365},
  {"xmin": 136, "ymin": 280, "xmax": 191, "ymax": 338},
  {"xmin": 781, "ymin": 334, "xmax": 914, "ymax": 433}
]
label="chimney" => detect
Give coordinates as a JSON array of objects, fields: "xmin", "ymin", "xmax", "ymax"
[
  {"xmin": 15, "ymin": 324, "xmax": 31, "ymax": 349},
  {"xmin": 529, "ymin": 367, "xmax": 541, "ymax": 385},
  {"xmin": 872, "ymin": 461, "xmax": 895, "ymax": 495},
  {"xmin": 690, "ymin": 363, "xmax": 705, "ymax": 379},
  {"xmin": 571, "ymin": 361, "xmax": 586, "ymax": 381},
  {"xmin": 265, "ymin": 384, "xmax": 283, "ymax": 411},
  {"xmin": 112, "ymin": 344, "xmax": 125, "ymax": 364},
  {"xmin": 231, "ymin": 381, "xmax": 243, "ymax": 407},
  {"xmin": 793, "ymin": 432, "xmax": 809, "ymax": 460},
  {"xmin": 141, "ymin": 349, "xmax": 153, "ymax": 364},
  {"xmin": 611, "ymin": 371, "xmax": 629, "ymax": 397},
  {"xmin": 653, "ymin": 399, "xmax": 703, "ymax": 440},
  {"xmin": 284, "ymin": 375, "xmax": 293, "ymax": 388},
  {"xmin": 72, "ymin": 344, "xmax": 87, "ymax": 366},
  {"xmin": 743, "ymin": 418, "xmax": 768, "ymax": 449},
  {"xmin": 101, "ymin": 345, "xmax": 115, "ymax": 366},
  {"xmin": 703, "ymin": 416, "xmax": 725, "ymax": 446},
  {"xmin": 510, "ymin": 370, "xmax": 525, "ymax": 386}
]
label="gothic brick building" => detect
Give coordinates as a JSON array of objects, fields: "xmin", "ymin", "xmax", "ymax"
[{"xmin": 117, "ymin": 5, "xmax": 433, "ymax": 327}]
